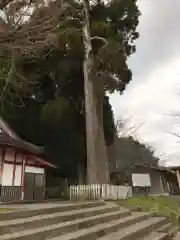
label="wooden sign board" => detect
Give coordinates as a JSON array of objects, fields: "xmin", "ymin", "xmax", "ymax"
[{"xmin": 132, "ymin": 173, "xmax": 151, "ymax": 187}]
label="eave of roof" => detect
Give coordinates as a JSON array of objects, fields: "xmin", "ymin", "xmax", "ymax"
[
  {"xmin": 35, "ymin": 157, "xmax": 57, "ymax": 168},
  {"xmin": 0, "ymin": 133, "xmax": 43, "ymax": 155},
  {"xmin": 166, "ymin": 166, "xmax": 180, "ymax": 170},
  {"xmin": 111, "ymin": 164, "xmax": 175, "ymax": 174}
]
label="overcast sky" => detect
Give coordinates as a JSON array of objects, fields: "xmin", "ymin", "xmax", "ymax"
[{"xmin": 110, "ymin": 0, "xmax": 180, "ymax": 166}]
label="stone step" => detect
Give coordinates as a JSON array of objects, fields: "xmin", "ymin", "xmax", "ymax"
[
  {"xmin": 157, "ymin": 223, "xmax": 179, "ymax": 238},
  {"xmin": 137, "ymin": 223, "xmax": 179, "ymax": 240},
  {"xmin": 96, "ymin": 216, "xmax": 168, "ymax": 240},
  {"xmin": 0, "ymin": 205, "xmax": 128, "ymax": 235},
  {"xmin": 138, "ymin": 231, "xmax": 169, "ymax": 240},
  {"xmin": 48, "ymin": 212, "xmax": 154, "ymax": 240},
  {"xmin": 0, "ymin": 211, "xmax": 152, "ymax": 240},
  {"xmin": 166, "ymin": 226, "xmax": 179, "ymax": 238},
  {"xmin": 157, "ymin": 223, "xmax": 174, "ymax": 232},
  {"xmin": 173, "ymin": 231, "xmax": 180, "ymax": 240},
  {"xmin": 0, "ymin": 201, "xmax": 104, "ymax": 221}
]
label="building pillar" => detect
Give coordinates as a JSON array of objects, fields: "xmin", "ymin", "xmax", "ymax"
[
  {"xmin": 0, "ymin": 148, "xmax": 5, "ymax": 185},
  {"xmin": 160, "ymin": 173, "xmax": 165, "ymax": 193},
  {"xmin": 12, "ymin": 151, "xmax": 17, "ymax": 186},
  {"xmin": 21, "ymin": 157, "xmax": 26, "ymax": 200},
  {"xmin": 176, "ymin": 169, "xmax": 180, "ymax": 190}
]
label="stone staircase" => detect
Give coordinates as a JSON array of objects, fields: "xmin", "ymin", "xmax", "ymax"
[{"xmin": 0, "ymin": 201, "xmax": 178, "ymax": 240}]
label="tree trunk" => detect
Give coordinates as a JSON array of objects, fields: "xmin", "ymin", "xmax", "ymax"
[
  {"xmin": 95, "ymin": 81, "xmax": 109, "ymax": 184},
  {"xmin": 82, "ymin": 0, "xmax": 109, "ymax": 184}
]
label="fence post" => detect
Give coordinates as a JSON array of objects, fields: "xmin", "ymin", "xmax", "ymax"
[
  {"xmin": 101, "ymin": 184, "xmax": 105, "ymax": 198},
  {"xmin": 69, "ymin": 184, "xmax": 132, "ymax": 201}
]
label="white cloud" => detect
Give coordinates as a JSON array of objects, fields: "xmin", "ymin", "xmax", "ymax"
[{"xmin": 110, "ymin": 0, "xmax": 180, "ymax": 166}]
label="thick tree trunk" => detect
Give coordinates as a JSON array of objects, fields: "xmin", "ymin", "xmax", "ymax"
[
  {"xmin": 82, "ymin": 0, "xmax": 109, "ymax": 184},
  {"xmin": 95, "ymin": 88, "xmax": 109, "ymax": 184},
  {"xmin": 83, "ymin": 57, "xmax": 98, "ymax": 183}
]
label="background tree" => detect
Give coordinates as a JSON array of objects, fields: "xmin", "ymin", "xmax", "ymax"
[
  {"xmin": 116, "ymin": 114, "xmax": 143, "ymax": 138},
  {"xmin": 1, "ymin": 50, "xmax": 116, "ymax": 184},
  {"xmin": 0, "ymin": 0, "xmax": 140, "ymax": 183},
  {"xmin": 109, "ymin": 136, "xmax": 159, "ymax": 184},
  {"xmin": 108, "ymin": 114, "xmax": 157, "ymax": 174},
  {"xmin": 116, "ymin": 137, "xmax": 159, "ymax": 169}
]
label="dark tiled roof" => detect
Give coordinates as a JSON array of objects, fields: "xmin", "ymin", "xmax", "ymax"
[
  {"xmin": 112, "ymin": 164, "xmax": 175, "ymax": 174},
  {"xmin": 131, "ymin": 164, "xmax": 175, "ymax": 173},
  {"xmin": 167, "ymin": 166, "xmax": 180, "ymax": 170},
  {"xmin": 0, "ymin": 133, "xmax": 43, "ymax": 155}
]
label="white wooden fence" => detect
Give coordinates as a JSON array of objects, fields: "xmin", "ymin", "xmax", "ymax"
[{"xmin": 70, "ymin": 184, "xmax": 132, "ymax": 201}]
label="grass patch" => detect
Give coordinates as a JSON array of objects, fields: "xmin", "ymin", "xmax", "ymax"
[{"xmin": 119, "ymin": 196, "xmax": 180, "ymax": 224}]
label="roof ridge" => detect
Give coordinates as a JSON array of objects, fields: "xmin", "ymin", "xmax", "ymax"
[{"xmin": 0, "ymin": 117, "xmax": 20, "ymax": 139}]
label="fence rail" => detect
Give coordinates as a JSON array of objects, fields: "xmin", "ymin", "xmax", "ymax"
[
  {"xmin": 70, "ymin": 184, "xmax": 132, "ymax": 201},
  {"xmin": 0, "ymin": 186, "xmax": 21, "ymax": 202}
]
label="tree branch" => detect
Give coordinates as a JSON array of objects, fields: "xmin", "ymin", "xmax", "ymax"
[{"xmin": 91, "ymin": 36, "xmax": 108, "ymax": 48}]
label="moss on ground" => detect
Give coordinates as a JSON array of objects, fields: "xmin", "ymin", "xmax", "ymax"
[
  {"xmin": 0, "ymin": 208, "xmax": 14, "ymax": 212},
  {"xmin": 118, "ymin": 196, "xmax": 180, "ymax": 224}
]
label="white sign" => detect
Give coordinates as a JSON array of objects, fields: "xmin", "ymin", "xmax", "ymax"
[{"xmin": 132, "ymin": 173, "xmax": 151, "ymax": 187}]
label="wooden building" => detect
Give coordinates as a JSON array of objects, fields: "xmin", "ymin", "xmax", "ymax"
[
  {"xmin": 0, "ymin": 117, "xmax": 56, "ymax": 202},
  {"xmin": 168, "ymin": 166, "xmax": 180, "ymax": 192},
  {"xmin": 110, "ymin": 164, "xmax": 180, "ymax": 195}
]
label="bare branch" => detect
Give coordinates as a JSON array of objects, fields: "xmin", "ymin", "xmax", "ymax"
[
  {"xmin": 162, "ymin": 110, "xmax": 180, "ymax": 141},
  {"xmin": 116, "ymin": 115, "xmax": 143, "ymax": 138},
  {"xmin": 0, "ymin": 0, "xmax": 72, "ymax": 109},
  {"xmin": 168, "ymin": 130, "xmax": 180, "ymax": 140},
  {"xmin": 91, "ymin": 36, "xmax": 108, "ymax": 48},
  {"xmin": 169, "ymin": 111, "xmax": 180, "ymax": 118},
  {"xmin": 0, "ymin": 0, "xmax": 69, "ymax": 53}
]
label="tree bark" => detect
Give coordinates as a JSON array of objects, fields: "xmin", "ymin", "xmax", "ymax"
[
  {"xmin": 82, "ymin": 0, "xmax": 109, "ymax": 184},
  {"xmin": 95, "ymin": 81, "xmax": 109, "ymax": 184}
]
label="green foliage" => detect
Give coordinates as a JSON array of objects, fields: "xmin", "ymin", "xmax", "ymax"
[
  {"xmin": 0, "ymin": 0, "xmax": 140, "ymax": 104},
  {"xmin": 1, "ymin": 72, "xmax": 115, "ymax": 181},
  {"xmin": 41, "ymin": 98, "xmax": 73, "ymax": 125},
  {"xmin": 121, "ymin": 196, "xmax": 180, "ymax": 225},
  {"xmin": 62, "ymin": 0, "xmax": 140, "ymax": 92},
  {"xmin": 0, "ymin": 0, "xmax": 140, "ymax": 182},
  {"xmin": 103, "ymin": 96, "xmax": 115, "ymax": 145}
]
